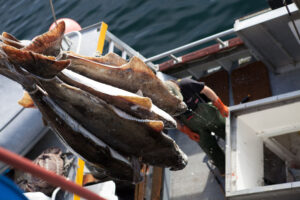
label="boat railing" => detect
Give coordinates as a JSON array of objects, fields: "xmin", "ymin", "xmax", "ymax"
[
  {"xmin": 65, "ymin": 22, "xmax": 158, "ymax": 71},
  {"xmin": 66, "ymin": 22, "xmax": 239, "ymax": 73},
  {"xmin": 104, "ymin": 30, "xmax": 158, "ymax": 70},
  {"xmin": 143, "ymin": 28, "xmax": 236, "ymax": 65}
]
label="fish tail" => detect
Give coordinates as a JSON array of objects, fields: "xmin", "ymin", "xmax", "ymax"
[{"xmin": 2, "ymin": 45, "xmax": 70, "ymax": 79}]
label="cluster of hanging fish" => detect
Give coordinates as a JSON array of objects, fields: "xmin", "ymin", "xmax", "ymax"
[{"xmin": 0, "ymin": 21, "xmax": 188, "ymax": 183}]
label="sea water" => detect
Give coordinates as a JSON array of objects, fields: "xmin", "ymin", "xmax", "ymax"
[{"xmin": 0, "ymin": 0, "xmax": 268, "ymax": 58}]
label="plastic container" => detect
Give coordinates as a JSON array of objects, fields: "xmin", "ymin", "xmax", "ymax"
[{"xmin": 0, "ymin": 175, "xmax": 28, "ymax": 200}]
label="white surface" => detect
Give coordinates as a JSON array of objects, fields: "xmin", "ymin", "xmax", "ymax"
[
  {"xmin": 0, "ymin": 76, "xmax": 23, "ymax": 130},
  {"xmin": 82, "ymin": 181, "xmax": 118, "ymax": 200},
  {"xmin": 227, "ymin": 92, "xmax": 300, "ymax": 195},
  {"xmin": 239, "ymin": 101, "xmax": 300, "ymax": 137},
  {"xmin": 234, "ymin": 4, "xmax": 297, "ymax": 31},
  {"xmin": 236, "ymin": 118, "xmax": 263, "ymax": 191},
  {"xmin": 24, "ymin": 192, "xmax": 51, "ymax": 200}
]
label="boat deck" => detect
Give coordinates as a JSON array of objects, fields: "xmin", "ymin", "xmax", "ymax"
[
  {"xmin": 2, "ymin": 4, "xmax": 300, "ymax": 199},
  {"xmin": 168, "ymin": 129, "xmax": 225, "ymax": 200}
]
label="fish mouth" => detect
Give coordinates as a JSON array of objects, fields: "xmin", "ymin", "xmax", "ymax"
[
  {"xmin": 172, "ymin": 101, "xmax": 188, "ymax": 116},
  {"xmin": 169, "ymin": 151, "xmax": 188, "ymax": 171}
]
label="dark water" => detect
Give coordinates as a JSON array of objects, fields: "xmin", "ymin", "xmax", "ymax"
[{"xmin": 0, "ymin": 0, "xmax": 268, "ymax": 57}]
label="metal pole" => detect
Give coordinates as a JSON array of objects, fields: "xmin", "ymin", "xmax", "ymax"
[{"xmin": 144, "ymin": 28, "xmax": 235, "ymax": 63}]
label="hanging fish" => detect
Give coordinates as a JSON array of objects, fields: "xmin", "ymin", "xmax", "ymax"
[
  {"xmin": 29, "ymin": 88, "xmax": 143, "ymax": 183},
  {"xmin": 0, "ymin": 20, "xmax": 189, "ymax": 183},
  {"xmin": 2, "ymin": 45, "xmax": 187, "ymax": 170},
  {"xmin": 4, "ymin": 21, "xmax": 187, "ymax": 116},
  {"xmin": 66, "ymin": 53, "xmax": 187, "ymax": 116},
  {"xmin": 2, "ymin": 45, "xmax": 177, "ymax": 128}
]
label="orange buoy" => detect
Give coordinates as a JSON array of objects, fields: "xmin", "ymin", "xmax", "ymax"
[{"xmin": 49, "ymin": 18, "xmax": 82, "ymax": 34}]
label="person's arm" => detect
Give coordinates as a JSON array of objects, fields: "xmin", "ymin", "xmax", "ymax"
[
  {"xmin": 200, "ymin": 85, "xmax": 218, "ymax": 102},
  {"xmin": 200, "ymin": 86, "xmax": 229, "ymax": 117}
]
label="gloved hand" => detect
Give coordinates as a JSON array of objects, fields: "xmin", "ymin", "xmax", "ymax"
[
  {"xmin": 18, "ymin": 91, "xmax": 36, "ymax": 108},
  {"xmin": 177, "ymin": 122, "xmax": 200, "ymax": 142},
  {"xmin": 213, "ymin": 97, "xmax": 229, "ymax": 117}
]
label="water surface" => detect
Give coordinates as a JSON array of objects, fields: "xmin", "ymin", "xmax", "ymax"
[{"xmin": 0, "ymin": 0, "xmax": 268, "ymax": 57}]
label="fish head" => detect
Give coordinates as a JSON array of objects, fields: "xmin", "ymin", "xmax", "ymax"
[
  {"xmin": 168, "ymin": 145, "xmax": 188, "ymax": 171},
  {"xmin": 164, "ymin": 80, "xmax": 187, "ymax": 116}
]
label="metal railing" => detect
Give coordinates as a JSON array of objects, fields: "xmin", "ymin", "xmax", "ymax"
[
  {"xmin": 66, "ymin": 22, "xmax": 236, "ymax": 71},
  {"xmin": 104, "ymin": 30, "xmax": 158, "ymax": 70},
  {"xmin": 66, "ymin": 22, "xmax": 158, "ymax": 71},
  {"xmin": 143, "ymin": 28, "xmax": 236, "ymax": 64}
]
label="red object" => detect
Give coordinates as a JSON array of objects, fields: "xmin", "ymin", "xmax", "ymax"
[
  {"xmin": 159, "ymin": 37, "xmax": 244, "ymax": 72},
  {"xmin": 0, "ymin": 147, "xmax": 106, "ymax": 200},
  {"xmin": 49, "ymin": 18, "xmax": 82, "ymax": 33},
  {"xmin": 177, "ymin": 122, "xmax": 200, "ymax": 142},
  {"xmin": 213, "ymin": 98, "xmax": 229, "ymax": 117},
  {"xmin": 187, "ymin": 115, "xmax": 194, "ymax": 121}
]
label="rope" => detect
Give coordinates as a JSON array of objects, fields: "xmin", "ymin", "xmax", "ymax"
[
  {"xmin": 49, "ymin": 0, "xmax": 58, "ymax": 26},
  {"xmin": 49, "ymin": 0, "xmax": 72, "ymax": 49}
]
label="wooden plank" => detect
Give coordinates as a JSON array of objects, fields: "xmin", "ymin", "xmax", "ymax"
[
  {"xmin": 159, "ymin": 37, "xmax": 244, "ymax": 72},
  {"xmin": 134, "ymin": 165, "xmax": 147, "ymax": 200},
  {"xmin": 151, "ymin": 167, "xmax": 164, "ymax": 200}
]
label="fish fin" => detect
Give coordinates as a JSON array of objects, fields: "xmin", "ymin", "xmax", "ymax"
[
  {"xmin": 135, "ymin": 89, "xmax": 144, "ymax": 97},
  {"xmin": 2, "ymin": 32, "xmax": 24, "ymax": 49},
  {"xmin": 24, "ymin": 21, "xmax": 65, "ymax": 56},
  {"xmin": 146, "ymin": 121, "xmax": 164, "ymax": 132},
  {"xmin": 100, "ymin": 52, "xmax": 127, "ymax": 66},
  {"xmin": 2, "ymin": 45, "xmax": 70, "ymax": 79},
  {"xmin": 66, "ymin": 51, "xmax": 127, "ymax": 66},
  {"xmin": 18, "ymin": 91, "xmax": 35, "ymax": 108},
  {"xmin": 119, "ymin": 96, "xmax": 152, "ymax": 110},
  {"xmin": 126, "ymin": 56, "xmax": 155, "ymax": 77},
  {"xmin": 83, "ymin": 174, "xmax": 99, "ymax": 186}
]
